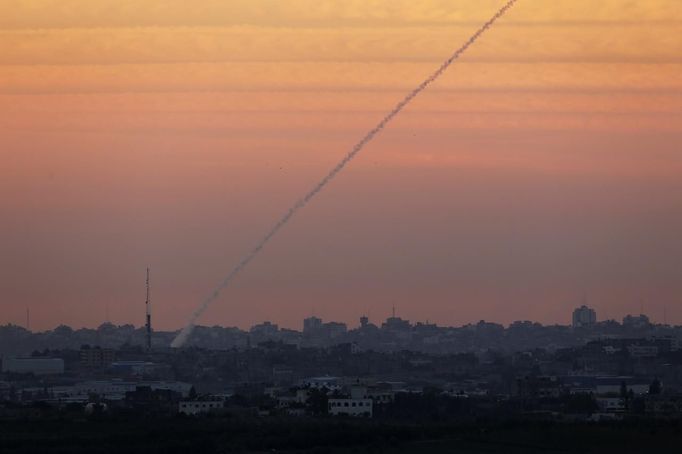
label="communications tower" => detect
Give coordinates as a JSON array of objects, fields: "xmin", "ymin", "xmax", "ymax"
[{"xmin": 145, "ymin": 267, "xmax": 152, "ymax": 351}]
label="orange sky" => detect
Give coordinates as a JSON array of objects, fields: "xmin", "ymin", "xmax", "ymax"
[{"xmin": 1, "ymin": 0, "xmax": 681, "ymax": 331}]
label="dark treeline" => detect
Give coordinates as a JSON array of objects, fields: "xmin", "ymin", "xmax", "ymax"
[{"xmin": 1, "ymin": 415, "xmax": 681, "ymax": 453}]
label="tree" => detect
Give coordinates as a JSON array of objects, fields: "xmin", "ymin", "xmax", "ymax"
[
  {"xmin": 619, "ymin": 381, "xmax": 628, "ymax": 399},
  {"xmin": 563, "ymin": 394, "xmax": 598, "ymax": 414},
  {"xmin": 306, "ymin": 387, "xmax": 329, "ymax": 416},
  {"xmin": 649, "ymin": 378, "xmax": 662, "ymax": 395}
]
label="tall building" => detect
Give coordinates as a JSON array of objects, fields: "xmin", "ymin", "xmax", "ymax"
[
  {"xmin": 303, "ymin": 316, "xmax": 322, "ymax": 333},
  {"xmin": 572, "ymin": 305, "xmax": 597, "ymax": 328}
]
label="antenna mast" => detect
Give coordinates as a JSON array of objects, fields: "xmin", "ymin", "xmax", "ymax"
[{"xmin": 145, "ymin": 267, "xmax": 152, "ymax": 351}]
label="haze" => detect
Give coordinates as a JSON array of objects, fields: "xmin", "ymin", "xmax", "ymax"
[{"xmin": 1, "ymin": 0, "xmax": 681, "ymax": 331}]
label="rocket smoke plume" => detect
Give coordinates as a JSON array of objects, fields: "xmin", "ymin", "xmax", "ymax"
[{"xmin": 171, "ymin": 0, "xmax": 518, "ymax": 348}]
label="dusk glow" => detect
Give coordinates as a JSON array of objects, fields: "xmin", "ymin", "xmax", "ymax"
[{"xmin": 1, "ymin": 0, "xmax": 681, "ymax": 331}]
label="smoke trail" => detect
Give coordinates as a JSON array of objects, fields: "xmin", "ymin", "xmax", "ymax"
[{"xmin": 171, "ymin": 0, "xmax": 518, "ymax": 348}]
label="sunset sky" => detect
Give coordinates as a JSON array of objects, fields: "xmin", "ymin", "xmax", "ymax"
[{"xmin": 1, "ymin": 0, "xmax": 681, "ymax": 331}]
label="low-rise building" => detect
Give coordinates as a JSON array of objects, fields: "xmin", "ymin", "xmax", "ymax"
[
  {"xmin": 516, "ymin": 376, "xmax": 562, "ymax": 398},
  {"xmin": 328, "ymin": 398, "xmax": 372, "ymax": 417},
  {"xmin": 0, "ymin": 381, "xmax": 11, "ymax": 400},
  {"xmin": 563, "ymin": 376, "xmax": 652, "ymax": 396},
  {"xmin": 627, "ymin": 345, "xmax": 659, "ymax": 358},
  {"xmin": 2, "ymin": 358, "xmax": 64, "ymax": 375},
  {"xmin": 300, "ymin": 376, "xmax": 340, "ymax": 391},
  {"xmin": 596, "ymin": 397, "xmax": 625, "ymax": 413},
  {"xmin": 622, "ymin": 314, "xmax": 651, "ymax": 329},
  {"xmin": 327, "ymin": 385, "xmax": 374, "ymax": 417},
  {"xmin": 47, "ymin": 380, "xmax": 192, "ymax": 402},
  {"xmin": 179, "ymin": 400, "xmax": 224, "ymax": 415}
]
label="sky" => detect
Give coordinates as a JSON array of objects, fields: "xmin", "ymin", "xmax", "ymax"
[{"xmin": 1, "ymin": 0, "xmax": 681, "ymax": 331}]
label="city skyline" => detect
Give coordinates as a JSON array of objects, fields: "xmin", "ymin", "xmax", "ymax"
[{"xmin": 2, "ymin": 301, "xmax": 672, "ymax": 334}]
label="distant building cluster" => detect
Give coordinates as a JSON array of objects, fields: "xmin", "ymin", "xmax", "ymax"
[
  {"xmin": 0, "ymin": 303, "xmax": 671, "ymax": 358},
  {"xmin": 1, "ymin": 301, "xmax": 681, "ymax": 422}
]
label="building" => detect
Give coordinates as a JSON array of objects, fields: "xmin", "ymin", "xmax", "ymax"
[
  {"xmin": 275, "ymin": 388, "xmax": 310, "ymax": 415},
  {"xmin": 645, "ymin": 395, "xmax": 682, "ymax": 416},
  {"xmin": 622, "ymin": 314, "xmax": 651, "ymax": 329},
  {"xmin": 516, "ymin": 376, "xmax": 562, "ymax": 398},
  {"xmin": 303, "ymin": 316, "xmax": 322, "ymax": 333},
  {"xmin": 572, "ymin": 305, "xmax": 597, "ymax": 328},
  {"xmin": 302, "ymin": 317, "xmax": 347, "ymax": 345},
  {"xmin": 179, "ymin": 400, "xmax": 224, "ymax": 415},
  {"xmin": 47, "ymin": 380, "xmax": 192, "ymax": 402},
  {"xmin": 562, "ymin": 376, "xmax": 652, "ymax": 396},
  {"xmin": 328, "ymin": 386, "xmax": 374, "ymax": 417},
  {"xmin": 595, "ymin": 377, "xmax": 651, "ymax": 395},
  {"xmin": 627, "ymin": 344, "xmax": 659, "ymax": 358},
  {"xmin": 596, "ymin": 397, "xmax": 626, "ymax": 413},
  {"xmin": 366, "ymin": 387, "xmax": 394, "ymax": 404},
  {"xmin": 651, "ymin": 336, "xmax": 680, "ymax": 352},
  {"xmin": 324, "ymin": 322, "xmax": 347, "ymax": 338},
  {"xmin": 250, "ymin": 321, "xmax": 279, "ymax": 339},
  {"xmin": 1, "ymin": 358, "xmax": 64, "ymax": 375},
  {"xmin": 300, "ymin": 376, "xmax": 340, "ymax": 391},
  {"xmin": 0, "ymin": 381, "xmax": 11, "ymax": 401},
  {"xmin": 108, "ymin": 361, "xmax": 157, "ymax": 376},
  {"xmin": 80, "ymin": 346, "xmax": 116, "ymax": 368},
  {"xmin": 382, "ymin": 316, "xmax": 411, "ymax": 332},
  {"xmin": 328, "ymin": 398, "xmax": 373, "ymax": 417}
]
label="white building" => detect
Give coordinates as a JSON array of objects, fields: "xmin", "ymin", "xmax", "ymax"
[
  {"xmin": 2, "ymin": 358, "xmax": 64, "ymax": 375},
  {"xmin": 327, "ymin": 386, "xmax": 373, "ymax": 417},
  {"xmin": 179, "ymin": 400, "xmax": 224, "ymax": 415}
]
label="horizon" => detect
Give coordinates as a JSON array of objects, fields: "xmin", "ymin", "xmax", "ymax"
[{"xmin": 4, "ymin": 307, "xmax": 669, "ymax": 334}]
